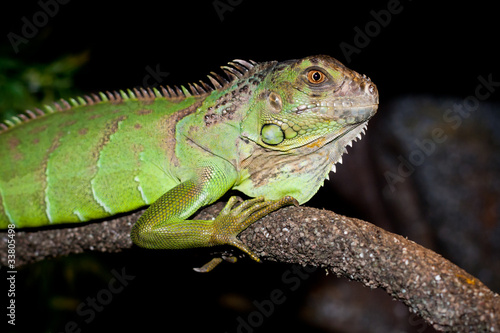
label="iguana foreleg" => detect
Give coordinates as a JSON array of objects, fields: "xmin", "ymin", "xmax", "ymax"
[{"xmin": 130, "ymin": 162, "xmax": 297, "ymax": 271}]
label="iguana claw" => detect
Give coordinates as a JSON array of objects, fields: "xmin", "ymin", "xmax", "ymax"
[{"xmin": 195, "ymin": 195, "xmax": 298, "ymax": 272}]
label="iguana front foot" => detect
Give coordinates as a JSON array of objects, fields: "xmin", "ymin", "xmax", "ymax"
[{"xmin": 194, "ymin": 195, "xmax": 298, "ymax": 272}]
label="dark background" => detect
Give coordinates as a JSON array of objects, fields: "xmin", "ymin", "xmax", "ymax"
[
  {"xmin": 3, "ymin": 0, "xmax": 499, "ymax": 101},
  {"xmin": 1, "ymin": 1, "xmax": 499, "ymax": 332}
]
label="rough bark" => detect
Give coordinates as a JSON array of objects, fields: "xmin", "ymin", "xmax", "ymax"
[{"xmin": 0, "ymin": 203, "xmax": 498, "ymax": 331}]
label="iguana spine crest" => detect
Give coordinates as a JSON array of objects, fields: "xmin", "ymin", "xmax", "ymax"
[{"xmin": 0, "ymin": 59, "xmax": 257, "ymax": 133}]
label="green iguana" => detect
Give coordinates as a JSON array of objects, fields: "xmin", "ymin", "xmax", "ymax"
[{"xmin": 0, "ymin": 55, "xmax": 378, "ymax": 271}]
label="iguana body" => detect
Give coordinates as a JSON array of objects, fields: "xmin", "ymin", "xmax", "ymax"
[{"xmin": 0, "ymin": 55, "xmax": 378, "ymax": 270}]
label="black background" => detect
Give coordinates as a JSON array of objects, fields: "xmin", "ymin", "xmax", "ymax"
[
  {"xmin": 3, "ymin": 0, "xmax": 499, "ymax": 101},
  {"xmin": 1, "ymin": 1, "xmax": 499, "ymax": 332}
]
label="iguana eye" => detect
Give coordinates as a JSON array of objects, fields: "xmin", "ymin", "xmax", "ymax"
[{"xmin": 307, "ymin": 70, "xmax": 326, "ymax": 84}]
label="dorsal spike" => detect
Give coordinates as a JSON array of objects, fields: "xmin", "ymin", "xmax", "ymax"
[
  {"xmin": 223, "ymin": 69, "xmax": 238, "ymax": 81},
  {"xmin": 25, "ymin": 110, "xmax": 36, "ymax": 119},
  {"xmin": 126, "ymin": 89, "xmax": 136, "ymax": 99},
  {"xmin": 91, "ymin": 94, "xmax": 100, "ymax": 103},
  {"xmin": 187, "ymin": 83, "xmax": 200, "ymax": 96},
  {"xmin": 221, "ymin": 66, "xmax": 241, "ymax": 80},
  {"xmin": 119, "ymin": 90, "xmax": 129, "ymax": 100},
  {"xmin": 44, "ymin": 104, "xmax": 55, "ymax": 113},
  {"xmin": 152, "ymin": 87, "xmax": 162, "ymax": 98},
  {"xmin": 174, "ymin": 86, "xmax": 184, "ymax": 97},
  {"xmin": 60, "ymin": 99, "xmax": 72, "ymax": 110},
  {"xmin": 4, "ymin": 119, "xmax": 16, "ymax": 127},
  {"xmin": 180, "ymin": 85, "xmax": 191, "ymax": 97},
  {"xmin": 236, "ymin": 59, "xmax": 257, "ymax": 68},
  {"xmin": 228, "ymin": 61, "xmax": 250, "ymax": 73},
  {"xmin": 207, "ymin": 74, "xmax": 223, "ymax": 89},
  {"xmin": 210, "ymin": 71, "xmax": 228, "ymax": 85},
  {"xmin": 133, "ymin": 88, "xmax": 142, "ymax": 99},
  {"xmin": 83, "ymin": 95, "xmax": 93, "ymax": 104},
  {"xmin": 146, "ymin": 87, "xmax": 155, "ymax": 98},
  {"xmin": 198, "ymin": 80, "xmax": 213, "ymax": 92},
  {"xmin": 99, "ymin": 92, "xmax": 109, "ymax": 102},
  {"xmin": 160, "ymin": 86, "xmax": 169, "ymax": 98},
  {"xmin": 166, "ymin": 85, "xmax": 177, "ymax": 97},
  {"xmin": 53, "ymin": 102, "xmax": 63, "ymax": 111},
  {"xmin": 222, "ymin": 65, "xmax": 243, "ymax": 76},
  {"xmin": 191, "ymin": 82, "xmax": 206, "ymax": 94},
  {"xmin": 77, "ymin": 96, "xmax": 86, "ymax": 105},
  {"xmin": 105, "ymin": 91, "xmax": 115, "ymax": 102},
  {"xmin": 69, "ymin": 98, "xmax": 79, "ymax": 107},
  {"xmin": 18, "ymin": 114, "xmax": 28, "ymax": 122},
  {"xmin": 135, "ymin": 87, "xmax": 155, "ymax": 101}
]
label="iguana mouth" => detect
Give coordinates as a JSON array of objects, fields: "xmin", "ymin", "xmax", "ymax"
[{"xmin": 303, "ymin": 102, "xmax": 377, "ymax": 150}]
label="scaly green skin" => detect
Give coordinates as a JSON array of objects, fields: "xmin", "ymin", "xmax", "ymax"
[{"xmin": 0, "ymin": 55, "xmax": 378, "ymax": 270}]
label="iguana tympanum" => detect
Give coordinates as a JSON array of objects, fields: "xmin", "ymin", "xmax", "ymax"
[{"xmin": 0, "ymin": 55, "xmax": 378, "ymax": 271}]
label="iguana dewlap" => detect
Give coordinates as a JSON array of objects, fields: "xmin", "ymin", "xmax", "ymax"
[{"xmin": 0, "ymin": 55, "xmax": 378, "ymax": 271}]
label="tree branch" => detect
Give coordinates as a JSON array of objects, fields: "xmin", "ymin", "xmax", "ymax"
[{"xmin": 1, "ymin": 203, "xmax": 498, "ymax": 331}]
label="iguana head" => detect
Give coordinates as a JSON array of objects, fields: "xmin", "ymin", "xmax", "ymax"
[
  {"xmin": 237, "ymin": 55, "xmax": 378, "ymax": 203},
  {"xmin": 242, "ymin": 55, "xmax": 378, "ymax": 150}
]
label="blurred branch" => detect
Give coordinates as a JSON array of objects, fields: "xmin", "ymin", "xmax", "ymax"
[{"xmin": 1, "ymin": 203, "xmax": 498, "ymax": 331}]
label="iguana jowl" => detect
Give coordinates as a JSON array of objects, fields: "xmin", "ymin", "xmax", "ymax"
[{"xmin": 0, "ymin": 55, "xmax": 378, "ymax": 271}]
